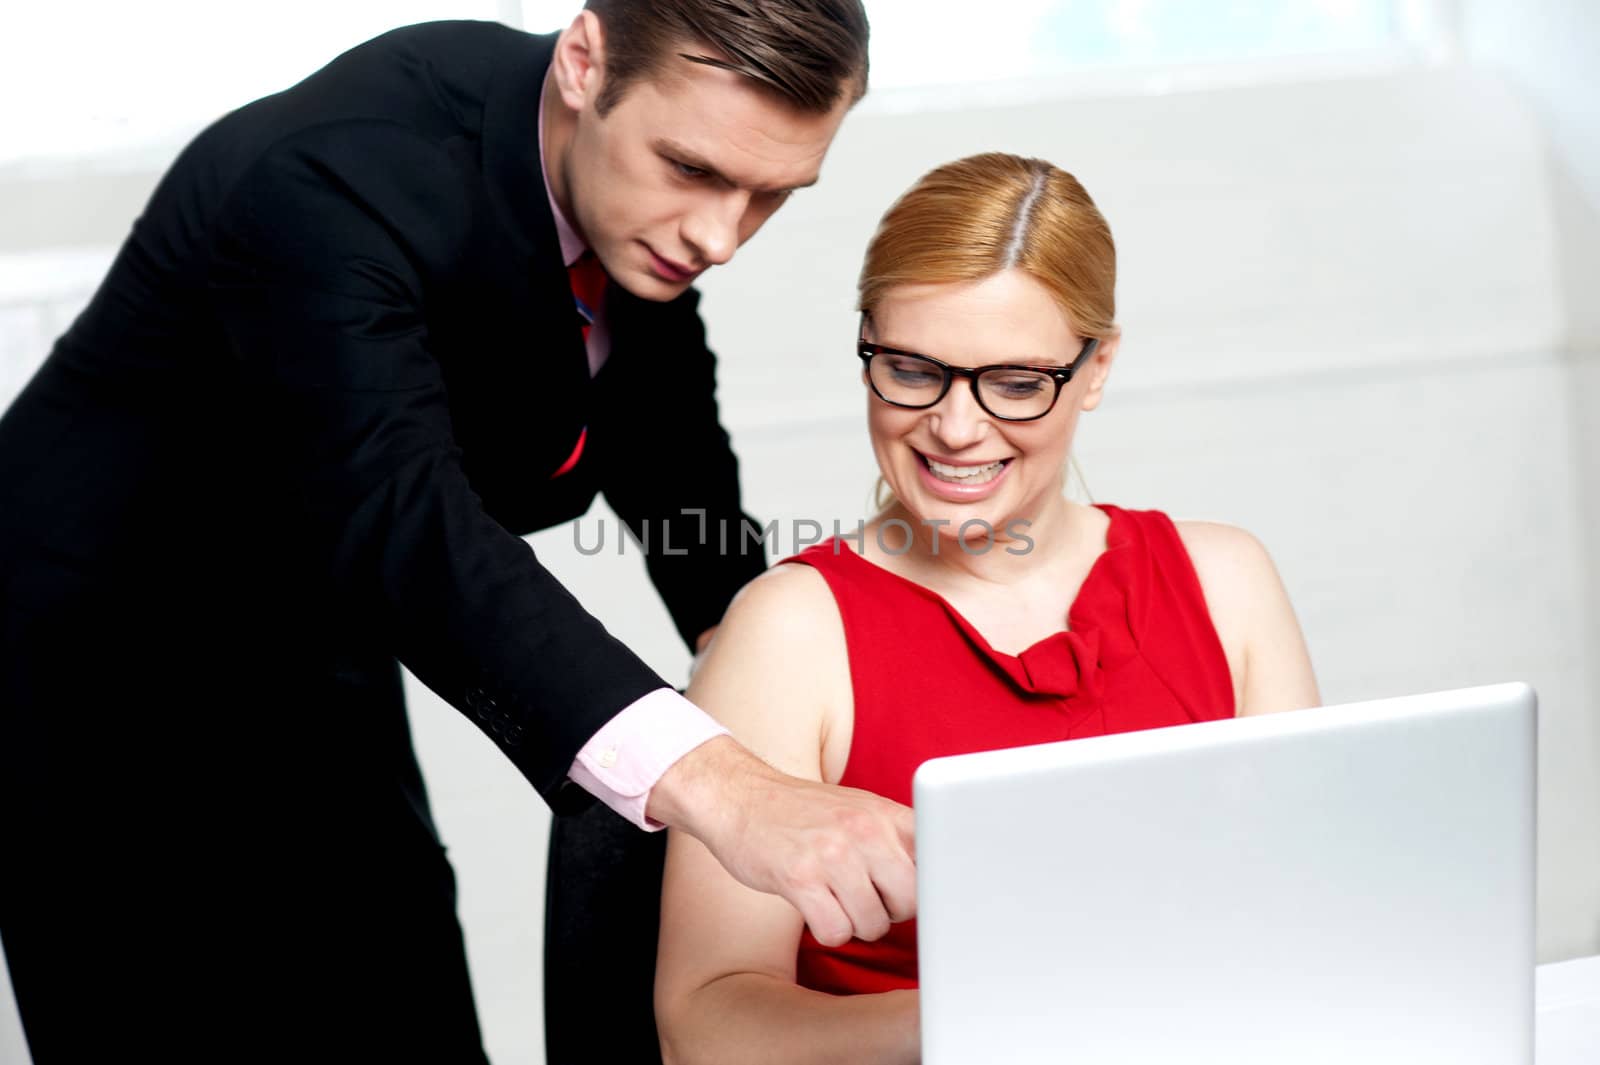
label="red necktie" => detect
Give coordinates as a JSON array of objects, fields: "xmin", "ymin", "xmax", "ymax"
[
  {"xmin": 569, "ymin": 251, "xmax": 607, "ymax": 341},
  {"xmin": 552, "ymin": 252, "xmax": 606, "ymax": 478}
]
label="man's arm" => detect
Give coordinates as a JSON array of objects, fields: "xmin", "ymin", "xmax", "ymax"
[
  {"xmin": 207, "ymin": 122, "xmax": 663, "ymax": 796},
  {"xmin": 213, "ymin": 127, "xmax": 915, "ymax": 942}
]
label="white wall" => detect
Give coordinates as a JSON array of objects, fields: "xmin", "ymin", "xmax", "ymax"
[
  {"xmin": 1457, "ymin": 0, "xmax": 1600, "ymax": 971},
  {"xmin": 4, "ymin": 56, "xmax": 1598, "ymax": 1065},
  {"xmin": 1455, "ymin": 17, "xmax": 1600, "ymax": 974}
]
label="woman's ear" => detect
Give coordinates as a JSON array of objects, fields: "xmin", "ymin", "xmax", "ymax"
[{"xmin": 1078, "ymin": 330, "xmax": 1120, "ymax": 413}]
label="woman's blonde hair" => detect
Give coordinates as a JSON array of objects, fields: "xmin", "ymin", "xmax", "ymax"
[
  {"xmin": 859, "ymin": 153, "xmax": 1117, "ymax": 513},
  {"xmin": 858, "ymin": 152, "xmax": 1116, "ymax": 337}
]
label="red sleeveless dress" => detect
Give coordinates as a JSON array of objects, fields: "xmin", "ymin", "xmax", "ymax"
[{"xmin": 782, "ymin": 504, "xmax": 1235, "ymax": 995}]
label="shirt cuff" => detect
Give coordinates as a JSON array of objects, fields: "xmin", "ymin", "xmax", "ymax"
[{"xmin": 567, "ymin": 687, "xmax": 730, "ymax": 832}]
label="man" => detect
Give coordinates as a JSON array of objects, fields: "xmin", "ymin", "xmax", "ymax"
[{"xmin": 0, "ymin": 3, "xmax": 912, "ymax": 1060}]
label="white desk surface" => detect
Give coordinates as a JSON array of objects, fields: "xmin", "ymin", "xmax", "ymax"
[{"xmin": 1537, "ymin": 954, "xmax": 1600, "ymax": 1063}]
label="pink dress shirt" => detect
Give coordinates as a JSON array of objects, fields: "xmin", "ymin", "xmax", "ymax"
[{"xmin": 539, "ymin": 82, "xmax": 730, "ymax": 830}]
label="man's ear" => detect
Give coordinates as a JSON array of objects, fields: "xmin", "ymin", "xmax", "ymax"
[
  {"xmin": 551, "ymin": 10, "xmax": 607, "ymax": 113},
  {"xmin": 1078, "ymin": 330, "xmax": 1120, "ymax": 413}
]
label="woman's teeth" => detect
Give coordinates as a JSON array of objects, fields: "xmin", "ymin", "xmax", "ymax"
[{"xmin": 926, "ymin": 457, "xmax": 1006, "ymax": 484}]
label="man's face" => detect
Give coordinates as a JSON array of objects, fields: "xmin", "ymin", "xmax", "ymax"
[{"xmin": 562, "ymin": 53, "xmax": 852, "ymax": 301}]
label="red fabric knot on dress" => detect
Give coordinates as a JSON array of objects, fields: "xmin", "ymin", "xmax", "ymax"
[{"xmin": 1016, "ymin": 628, "xmax": 1105, "ymax": 700}]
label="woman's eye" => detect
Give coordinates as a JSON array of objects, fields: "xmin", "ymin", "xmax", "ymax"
[
  {"xmin": 990, "ymin": 376, "xmax": 1047, "ymax": 397},
  {"xmin": 889, "ymin": 364, "xmax": 941, "ymax": 386}
]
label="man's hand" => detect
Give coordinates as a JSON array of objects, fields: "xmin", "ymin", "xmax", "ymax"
[{"xmin": 647, "ymin": 734, "xmax": 916, "ymax": 947}]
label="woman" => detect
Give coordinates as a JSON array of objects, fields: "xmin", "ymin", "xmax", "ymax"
[{"xmin": 654, "ymin": 153, "xmax": 1320, "ymax": 1065}]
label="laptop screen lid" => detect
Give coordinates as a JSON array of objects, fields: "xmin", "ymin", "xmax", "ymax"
[{"xmin": 913, "ymin": 682, "xmax": 1536, "ymax": 1065}]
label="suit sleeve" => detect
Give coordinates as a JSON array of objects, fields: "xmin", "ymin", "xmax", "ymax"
[
  {"xmin": 593, "ymin": 290, "xmax": 768, "ymax": 651},
  {"xmin": 205, "ymin": 122, "xmax": 665, "ymax": 802}
]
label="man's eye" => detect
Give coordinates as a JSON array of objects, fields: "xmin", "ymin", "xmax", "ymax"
[{"xmin": 673, "ymin": 161, "xmax": 709, "ymax": 179}]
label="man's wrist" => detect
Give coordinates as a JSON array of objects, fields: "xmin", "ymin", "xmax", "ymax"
[
  {"xmin": 567, "ymin": 688, "xmax": 728, "ymax": 831},
  {"xmin": 644, "ymin": 733, "xmax": 749, "ymax": 837}
]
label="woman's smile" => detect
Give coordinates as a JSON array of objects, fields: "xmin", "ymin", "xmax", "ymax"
[{"xmin": 914, "ymin": 449, "xmax": 1013, "ymax": 501}]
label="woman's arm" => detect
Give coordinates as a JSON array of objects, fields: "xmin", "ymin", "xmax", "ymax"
[
  {"xmin": 655, "ymin": 564, "xmax": 921, "ymax": 1065},
  {"xmin": 1178, "ymin": 521, "xmax": 1320, "ymax": 716}
]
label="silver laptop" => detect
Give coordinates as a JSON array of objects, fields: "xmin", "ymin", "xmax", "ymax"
[{"xmin": 914, "ymin": 683, "xmax": 1537, "ymax": 1065}]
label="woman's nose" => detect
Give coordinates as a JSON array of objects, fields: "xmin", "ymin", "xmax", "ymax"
[{"xmin": 927, "ymin": 381, "xmax": 990, "ymax": 450}]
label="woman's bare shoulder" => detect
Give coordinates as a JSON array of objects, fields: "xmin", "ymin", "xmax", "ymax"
[
  {"xmin": 718, "ymin": 561, "xmax": 842, "ymax": 643},
  {"xmin": 1173, "ymin": 518, "xmax": 1319, "ymax": 715},
  {"xmin": 1173, "ymin": 519, "xmax": 1278, "ymax": 592},
  {"xmin": 1171, "ymin": 519, "xmax": 1277, "ymax": 664},
  {"xmin": 687, "ymin": 561, "xmax": 851, "ymax": 779}
]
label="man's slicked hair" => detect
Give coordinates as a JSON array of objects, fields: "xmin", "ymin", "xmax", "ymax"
[{"xmin": 583, "ymin": 0, "xmax": 870, "ymax": 115}]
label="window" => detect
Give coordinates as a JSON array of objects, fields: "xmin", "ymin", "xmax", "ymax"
[
  {"xmin": 0, "ymin": 2, "xmax": 1450, "ymax": 166},
  {"xmin": 856, "ymin": 0, "xmax": 1449, "ymax": 107},
  {"xmin": 0, "ymin": 1, "xmax": 510, "ymax": 166},
  {"xmin": 875, "ymin": 0, "xmax": 1410, "ymax": 87}
]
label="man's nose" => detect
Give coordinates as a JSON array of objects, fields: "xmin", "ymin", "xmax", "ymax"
[{"xmin": 682, "ymin": 190, "xmax": 750, "ymax": 267}]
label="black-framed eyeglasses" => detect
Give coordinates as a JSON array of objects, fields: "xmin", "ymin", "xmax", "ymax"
[{"xmin": 857, "ymin": 334, "xmax": 1100, "ymax": 422}]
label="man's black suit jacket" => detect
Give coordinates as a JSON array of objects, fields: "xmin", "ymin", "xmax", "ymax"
[{"xmin": 0, "ymin": 20, "xmax": 767, "ymax": 818}]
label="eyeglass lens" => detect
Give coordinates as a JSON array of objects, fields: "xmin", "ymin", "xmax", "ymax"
[{"xmin": 870, "ymin": 352, "xmax": 1057, "ymax": 419}]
